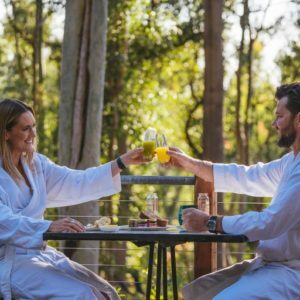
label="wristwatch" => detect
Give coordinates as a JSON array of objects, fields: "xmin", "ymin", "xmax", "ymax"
[
  {"xmin": 116, "ymin": 157, "xmax": 127, "ymax": 170},
  {"xmin": 207, "ymin": 216, "xmax": 218, "ymax": 233}
]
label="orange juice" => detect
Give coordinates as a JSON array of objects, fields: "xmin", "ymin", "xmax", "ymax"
[
  {"xmin": 156, "ymin": 147, "xmax": 170, "ymax": 163},
  {"xmin": 143, "ymin": 140, "xmax": 156, "ymax": 159}
]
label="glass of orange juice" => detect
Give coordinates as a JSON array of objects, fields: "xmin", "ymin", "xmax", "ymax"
[
  {"xmin": 143, "ymin": 128, "xmax": 156, "ymax": 159},
  {"xmin": 156, "ymin": 134, "xmax": 170, "ymax": 164}
]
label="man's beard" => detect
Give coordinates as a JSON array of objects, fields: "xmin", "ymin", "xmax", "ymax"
[{"xmin": 277, "ymin": 130, "xmax": 296, "ymax": 148}]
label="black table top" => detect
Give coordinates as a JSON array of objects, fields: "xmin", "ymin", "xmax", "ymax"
[{"xmin": 43, "ymin": 229, "xmax": 248, "ymax": 244}]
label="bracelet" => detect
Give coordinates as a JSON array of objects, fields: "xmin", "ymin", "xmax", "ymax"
[{"xmin": 116, "ymin": 157, "xmax": 127, "ymax": 170}]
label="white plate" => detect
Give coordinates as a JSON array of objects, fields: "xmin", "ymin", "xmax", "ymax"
[
  {"xmin": 85, "ymin": 226, "xmax": 120, "ymax": 232},
  {"xmin": 99, "ymin": 226, "xmax": 120, "ymax": 232},
  {"xmin": 119, "ymin": 225, "xmax": 168, "ymax": 231}
]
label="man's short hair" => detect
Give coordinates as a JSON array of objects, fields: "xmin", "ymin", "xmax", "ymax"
[{"xmin": 275, "ymin": 82, "xmax": 300, "ymax": 115}]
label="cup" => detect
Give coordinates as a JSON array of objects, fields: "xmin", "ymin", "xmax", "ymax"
[
  {"xmin": 156, "ymin": 134, "xmax": 170, "ymax": 164},
  {"xmin": 178, "ymin": 204, "xmax": 197, "ymax": 225},
  {"xmin": 143, "ymin": 128, "xmax": 157, "ymax": 159}
]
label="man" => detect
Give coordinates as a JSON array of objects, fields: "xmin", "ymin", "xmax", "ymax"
[{"xmin": 167, "ymin": 82, "xmax": 300, "ymax": 299}]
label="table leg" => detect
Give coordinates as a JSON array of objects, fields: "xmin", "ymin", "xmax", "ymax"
[
  {"xmin": 162, "ymin": 246, "xmax": 168, "ymax": 300},
  {"xmin": 146, "ymin": 243, "xmax": 155, "ymax": 300},
  {"xmin": 156, "ymin": 244, "xmax": 162, "ymax": 299},
  {"xmin": 170, "ymin": 245, "xmax": 178, "ymax": 300}
]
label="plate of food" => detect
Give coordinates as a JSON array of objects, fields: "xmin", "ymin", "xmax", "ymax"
[
  {"xmin": 121, "ymin": 211, "xmax": 170, "ymax": 231},
  {"xmin": 85, "ymin": 216, "xmax": 120, "ymax": 232}
]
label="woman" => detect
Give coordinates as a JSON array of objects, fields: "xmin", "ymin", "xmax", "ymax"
[{"xmin": 0, "ymin": 99, "xmax": 148, "ymax": 300}]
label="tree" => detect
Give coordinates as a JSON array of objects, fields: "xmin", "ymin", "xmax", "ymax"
[
  {"xmin": 203, "ymin": 0, "xmax": 224, "ymax": 162},
  {"xmin": 201, "ymin": 0, "xmax": 224, "ymax": 272},
  {"xmin": 1, "ymin": 0, "xmax": 61, "ymax": 157},
  {"xmin": 278, "ymin": 42, "xmax": 300, "ymax": 83},
  {"xmin": 58, "ymin": 0, "xmax": 108, "ymax": 273}
]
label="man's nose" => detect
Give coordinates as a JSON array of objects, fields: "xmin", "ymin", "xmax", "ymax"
[{"xmin": 271, "ymin": 120, "xmax": 278, "ymax": 129}]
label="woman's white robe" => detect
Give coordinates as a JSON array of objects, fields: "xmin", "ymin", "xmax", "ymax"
[
  {"xmin": 183, "ymin": 151, "xmax": 300, "ymax": 299},
  {"xmin": 0, "ymin": 153, "xmax": 121, "ymax": 299}
]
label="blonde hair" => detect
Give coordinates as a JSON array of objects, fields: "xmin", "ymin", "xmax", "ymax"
[{"xmin": 0, "ymin": 99, "xmax": 36, "ymax": 182}]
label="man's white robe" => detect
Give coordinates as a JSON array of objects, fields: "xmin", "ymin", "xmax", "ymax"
[
  {"xmin": 183, "ymin": 152, "xmax": 300, "ymax": 299},
  {"xmin": 0, "ymin": 153, "xmax": 121, "ymax": 299}
]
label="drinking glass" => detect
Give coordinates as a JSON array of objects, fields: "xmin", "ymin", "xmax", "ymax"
[
  {"xmin": 143, "ymin": 128, "xmax": 157, "ymax": 159},
  {"xmin": 155, "ymin": 134, "xmax": 170, "ymax": 164}
]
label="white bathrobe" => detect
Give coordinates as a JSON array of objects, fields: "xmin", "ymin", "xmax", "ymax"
[
  {"xmin": 0, "ymin": 153, "xmax": 121, "ymax": 300},
  {"xmin": 183, "ymin": 151, "xmax": 300, "ymax": 299}
]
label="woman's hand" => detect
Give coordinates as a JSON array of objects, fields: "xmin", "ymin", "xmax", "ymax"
[
  {"xmin": 121, "ymin": 147, "xmax": 152, "ymax": 166},
  {"xmin": 183, "ymin": 208, "xmax": 209, "ymax": 232},
  {"xmin": 48, "ymin": 218, "xmax": 85, "ymax": 233}
]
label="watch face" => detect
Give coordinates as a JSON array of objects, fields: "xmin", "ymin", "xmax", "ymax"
[{"xmin": 207, "ymin": 216, "xmax": 217, "ymax": 232}]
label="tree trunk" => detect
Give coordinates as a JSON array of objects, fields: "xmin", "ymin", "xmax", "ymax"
[
  {"xmin": 32, "ymin": 0, "xmax": 45, "ymax": 150},
  {"xmin": 235, "ymin": 0, "xmax": 250, "ymax": 262},
  {"xmin": 200, "ymin": 0, "xmax": 224, "ymax": 271},
  {"xmin": 203, "ymin": 0, "xmax": 224, "ymax": 163},
  {"xmin": 58, "ymin": 0, "xmax": 108, "ymax": 273},
  {"xmin": 235, "ymin": 0, "xmax": 248, "ymax": 165},
  {"xmin": 103, "ymin": 0, "xmax": 132, "ymax": 283}
]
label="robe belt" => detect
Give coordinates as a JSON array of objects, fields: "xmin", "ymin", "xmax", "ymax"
[{"xmin": 15, "ymin": 241, "xmax": 47, "ymax": 254}]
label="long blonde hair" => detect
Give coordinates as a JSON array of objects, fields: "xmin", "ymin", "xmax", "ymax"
[{"xmin": 0, "ymin": 99, "xmax": 36, "ymax": 182}]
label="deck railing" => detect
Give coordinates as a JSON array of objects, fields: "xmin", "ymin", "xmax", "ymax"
[{"xmin": 120, "ymin": 175, "xmax": 217, "ymax": 277}]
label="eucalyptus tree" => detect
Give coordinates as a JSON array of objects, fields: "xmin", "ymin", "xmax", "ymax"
[{"xmin": 58, "ymin": 0, "xmax": 108, "ymax": 273}]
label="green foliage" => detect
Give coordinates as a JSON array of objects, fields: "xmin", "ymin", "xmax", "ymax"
[
  {"xmin": 0, "ymin": 0, "xmax": 61, "ymax": 161},
  {"xmin": 277, "ymin": 41, "xmax": 300, "ymax": 83}
]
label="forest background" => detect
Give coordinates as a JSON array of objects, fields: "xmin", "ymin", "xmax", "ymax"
[{"xmin": 0, "ymin": 0, "xmax": 299, "ymax": 299}]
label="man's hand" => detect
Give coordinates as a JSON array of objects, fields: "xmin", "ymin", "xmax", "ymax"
[
  {"xmin": 166, "ymin": 147, "xmax": 214, "ymax": 182},
  {"xmin": 165, "ymin": 147, "xmax": 194, "ymax": 171},
  {"xmin": 48, "ymin": 218, "xmax": 85, "ymax": 233},
  {"xmin": 182, "ymin": 208, "xmax": 209, "ymax": 232}
]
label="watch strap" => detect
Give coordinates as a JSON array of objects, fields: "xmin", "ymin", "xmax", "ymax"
[
  {"xmin": 116, "ymin": 157, "xmax": 127, "ymax": 170},
  {"xmin": 207, "ymin": 215, "xmax": 218, "ymax": 233}
]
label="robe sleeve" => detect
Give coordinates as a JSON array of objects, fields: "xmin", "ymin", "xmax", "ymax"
[
  {"xmin": 213, "ymin": 154, "xmax": 290, "ymax": 197},
  {"xmin": 222, "ymin": 163, "xmax": 300, "ymax": 242},
  {"xmin": 38, "ymin": 155, "xmax": 121, "ymax": 208},
  {"xmin": 0, "ymin": 189, "xmax": 51, "ymax": 249}
]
